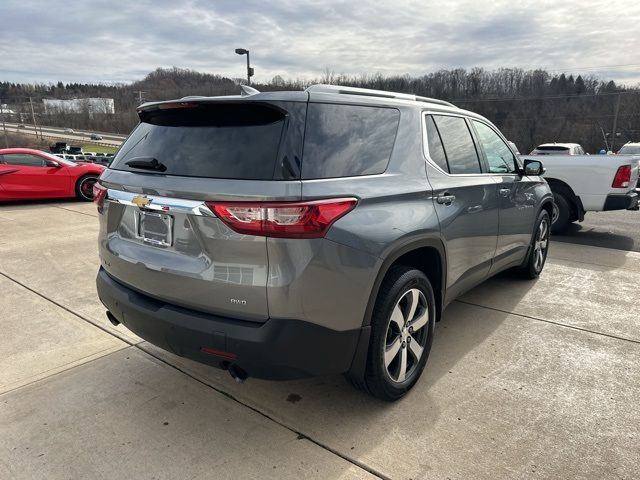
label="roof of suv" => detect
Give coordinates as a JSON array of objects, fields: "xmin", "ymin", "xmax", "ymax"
[{"xmin": 137, "ymin": 84, "xmax": 472, "ymax": 116}]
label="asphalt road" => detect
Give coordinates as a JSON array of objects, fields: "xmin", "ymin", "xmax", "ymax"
[
  {"xmin": 2, "ymin": 123, "xmax": 125, "ymax": 147},
  {"xmin": 554, "ymin": 209, "xmax": 640, "ymax": 252}
]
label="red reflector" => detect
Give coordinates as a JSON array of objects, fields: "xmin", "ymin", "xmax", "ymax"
[
  {"xmin": 137, "ymin": 102, "xmax": 197, "ymax": 113},
  {"xmin": 200, "ymin": 346, "xmax": 237, "ymax": 360},
  {"xmin": 93, "ymin": 182, "xmax": 107, "ymax": 211},
  {"xmin": 157, "ymin": 102, "xmax": 197, "ymax": 110},
  {"xmin": 612, "ymin": 165, "xmax": 631, "ymax": 188},
  {"xmin": 206, "ymin": 198, "xmax": 358, "ymax": 238}
]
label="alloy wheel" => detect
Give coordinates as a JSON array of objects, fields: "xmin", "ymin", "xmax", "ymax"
[
  {"xmin": 533, "ymin": 218, "xmax": 549, "ymax": 272},
  {"xmin": 80, "ymin": 177, "xmax": 97, "ymax": 200},
  {"xmin": 384, "ymin": 288, "xmax": 429, "ymax": 383}
]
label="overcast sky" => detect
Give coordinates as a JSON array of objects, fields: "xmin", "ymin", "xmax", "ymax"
[{"xmin": 1, "ymin": 0, "xmax": 640, "ymax": 86}]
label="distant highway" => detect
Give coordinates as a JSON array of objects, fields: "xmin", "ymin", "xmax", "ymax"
[{"xmin": 1, "ymin": 123, "xmax": 126, "ymax": 147}]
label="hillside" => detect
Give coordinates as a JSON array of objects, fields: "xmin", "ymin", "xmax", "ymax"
[{"xmin": 2, "ymin": 67, "xmax": 639, "ymax": 153}]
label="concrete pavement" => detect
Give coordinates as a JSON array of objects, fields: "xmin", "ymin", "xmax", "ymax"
[
  {"xmin": 554, "ymin": 209, "xmax": 640, "ymax": 252},
  {"xmin": 1, "ymin": 201, "xmax": 639, "ymax": 479}
]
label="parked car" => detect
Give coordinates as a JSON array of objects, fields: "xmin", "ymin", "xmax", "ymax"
[
  {"xmin": 63, "ymin": 128, "xmax": 75, "ymax": 134},
  {"xmin": 90, "ymin": 133, "xmax": 103, "ymax": 140},
  {"xmin": 95, "ymin": 85, "xmax": 553, "ymax": 400},
  {"xmin": 0, "ymin": 148, "xmax": 104, "ymax": 201},
  {"xmin": 50, "ymin": 142, "xmax": 69, "ymax": 154},
  {"xmin": 530, "ymin": 143, "xmax": 585, "ymax": 155},
  {"xmin": 17, "ymin": 124, "xmax": 25, "ymax": 129},
  {"xmin": 520, "ymin": 151, "xmax": 639, "ymax": 232},
  {"xmin": 618, "ymin": 142, "xmax": 640, "ymax": 155}
]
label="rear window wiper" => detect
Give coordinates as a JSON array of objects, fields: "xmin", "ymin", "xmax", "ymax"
[{"xmin": 125, "ymin": 157, "xmax": 167, "ymax": 172}]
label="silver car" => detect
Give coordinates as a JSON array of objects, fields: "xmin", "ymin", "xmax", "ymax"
[{"xmin": 95, "ymin": 85, "xmax": 553, "ymax": 400}]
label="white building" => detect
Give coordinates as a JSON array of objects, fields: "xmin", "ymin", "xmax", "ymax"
[{"xmin": 43, "ymin": 98, "xmax": 115, "ymax": 114}]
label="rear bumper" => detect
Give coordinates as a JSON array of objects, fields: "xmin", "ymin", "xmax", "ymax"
[
  {"xmin": 603, "ymin": 192, "xmax": 639, "ymax": 211},
  {"xmin": 96, "ymin": 268, "xmax": 362, "ymax": 380}
]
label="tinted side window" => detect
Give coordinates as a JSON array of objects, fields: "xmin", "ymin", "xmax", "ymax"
[
  {"xmin": 425, "ymin": 115, "xmax": 449, "ymax": 172},
  {"xmin": 432, "ymin": 116, "xmax": 481, "ymax": 174},
  {"xmin": 3, "ymin": 154, "xmax": 46, "ymax": 167},
  {"xmin": 472, "ymin": 121, "xmax": 517, "ymax": 174},
  {"xmin": 302, "ymin": 103, "xmax": 400, "ymax": 179}
]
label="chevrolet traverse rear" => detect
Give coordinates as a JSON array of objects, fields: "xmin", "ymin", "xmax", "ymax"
[{"xmin": 96, "ymin": 85, "xmax": 553, "ymax": 400}]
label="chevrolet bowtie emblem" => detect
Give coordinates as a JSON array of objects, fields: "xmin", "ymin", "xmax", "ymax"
[{"xmin": 132, "ymin": 195, "xmax": 151, "ymax": 208}]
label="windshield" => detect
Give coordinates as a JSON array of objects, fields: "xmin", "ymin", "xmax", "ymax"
[
  {"xmin": 619, "ymin": 145, "xmax": 640, "ymax": 154},
  {"xmin": 42, "ymin": 151, "xmax": 77, "ymax": 166}
]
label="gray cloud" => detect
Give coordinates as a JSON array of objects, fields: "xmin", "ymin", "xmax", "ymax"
[{"xmin": 1, "ymin": 0, "xmax": 639, "ymax": 85}]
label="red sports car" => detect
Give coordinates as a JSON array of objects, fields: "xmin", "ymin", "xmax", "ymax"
[{"xmin": 0, "ymin": 148, "xmax": 104, "ymax": 201}]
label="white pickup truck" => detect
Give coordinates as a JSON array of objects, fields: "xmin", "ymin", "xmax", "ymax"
[{"xmin": 520, "ymin": 152, "xmax": 639, "ymax": 232}]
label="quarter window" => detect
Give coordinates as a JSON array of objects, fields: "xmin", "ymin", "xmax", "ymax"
[
  {"xmin": 302, "ymin": 103, "xmax": 400, "ymax": 179},
  {"xmin": 431, "ymin": 115, "xmax": 481, "ymax": 174},
  {"xmin": 472, "ymin": 121, "xmax": 517, "ymax": 174}
]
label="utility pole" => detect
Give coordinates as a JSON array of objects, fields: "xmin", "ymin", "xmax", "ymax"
[
  {"xmin": 135, "ymin": 91, "xmax": 146, "ymax": 105},
  {"xmin": 245, "ymin": 51, "xmax": 251, "ymax": 86},
  {"xmin": 610, "ymin": 92, "xmax": 622, "ymax": 152},
  {"xmin": 28, "ymin": 97, "xmax": 41, "ymax": 140},
  {"xmin": 0, "ymin": 101, "xmax": 9, "ymax": 148},
  {"xmin": 235, "ymin": 48, "xmax": 254, "ymax": 86}
]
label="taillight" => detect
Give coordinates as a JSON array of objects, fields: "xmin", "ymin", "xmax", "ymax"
[
  {"xmin": 612, "ymin": 165, "xmax": 631, "ymax": 188},
  {"xmin": 206, "ymin": 198, "xmax": 358, "ymax": 238},
  {"xmin": 93, "ymin": 182, "xmax": 108, "ymax": 211}
]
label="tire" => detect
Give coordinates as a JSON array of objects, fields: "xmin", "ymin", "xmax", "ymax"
[
  {"xmin": 550, "ymin": 191, "xmax": 571, "ymax": 234},
  {"xmin": 519, "ymin": 209, "xmax": 550, "ymax": 279},
  {"xmin": 362, "ymin": 266, "xmax": 436, "ymax": 401},
  {"xmin": 75, "ymin": 175, "xmax": 99, "ymax": 201}
]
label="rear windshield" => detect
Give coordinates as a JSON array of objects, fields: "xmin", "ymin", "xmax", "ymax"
[
  {"xmin": 302, "ymin": 103, "xmax": 400, "ymax": 179},
  {"xmin": 110, "ymin": 103, "xmax": 286, "ymax": 180},
  {"xmin": 619, "ymin": 145, "xmax": 640, "ymax": 154},
  {"xmin": 536, "ymin": 146, "xmax": 570, "ymax": 152}
]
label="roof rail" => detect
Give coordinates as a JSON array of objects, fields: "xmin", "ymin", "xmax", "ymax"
[{"xmin": 305, "ymin": 84, "xmax": 455, "ymax": 108}]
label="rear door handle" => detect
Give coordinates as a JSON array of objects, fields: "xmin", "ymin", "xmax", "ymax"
[
  {"xmin": 499, "ymin": 188, "xmax": 510, "ymax": 197},
  {"xmin": 436, "ymin": 194, "xmax": 456, "ymax": 205}
]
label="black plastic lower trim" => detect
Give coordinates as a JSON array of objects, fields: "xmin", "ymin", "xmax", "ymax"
[
  {"xmin": 96, "ymin": 268, "xmax": 361, "ymax": 380},
  {"xmin": 603, "ymin": 192, "xmax": 639, "ymax": 211}
]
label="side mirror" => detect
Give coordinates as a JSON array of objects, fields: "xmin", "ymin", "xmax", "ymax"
[
  {"xmin": 45, "ymin": 160, "xmax": 62, "ymax": 168},
  {"xmin": 523, "ymin": 159, "xmax": 545, "ymax": 176}
]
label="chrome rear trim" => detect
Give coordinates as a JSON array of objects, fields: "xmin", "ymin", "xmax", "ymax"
[{"xmin": 105, "ymin": 189, "xmax": 215, "ymax": 217}]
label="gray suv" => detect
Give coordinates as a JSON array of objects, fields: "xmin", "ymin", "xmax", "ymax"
[{"xmin": 95, "ymin": 84, "xmax": 553, "ymax": 400}]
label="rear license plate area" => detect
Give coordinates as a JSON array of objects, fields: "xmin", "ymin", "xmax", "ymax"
[{"xmin": 136, "ymin": 210, "xmax": 173, "ymax": 247}]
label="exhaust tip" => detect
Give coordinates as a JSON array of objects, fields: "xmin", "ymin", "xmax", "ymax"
[
  {"xmin": 228, "ymin": 364, "xmax": 249, "ymax": 383},
  {"xmin": 106, "ymin": 311, "xmax": 120, "ymax": 327}
]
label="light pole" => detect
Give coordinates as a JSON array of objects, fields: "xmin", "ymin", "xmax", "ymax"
[{"xmin": 235, "ymin": 48, "xmax": 254, "ymax": 85}]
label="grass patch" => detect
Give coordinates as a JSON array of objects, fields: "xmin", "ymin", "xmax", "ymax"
[{"xmin": 81, "ymin": 144, "xmax": 118, "ymax": 154}]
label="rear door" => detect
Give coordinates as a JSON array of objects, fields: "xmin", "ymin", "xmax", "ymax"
[
  {"xmin": 0, "ymin": 153, "xmax": 70, "ymax": 199},
  {"xmin": 99, "ymin": 100, "xmax": 306, "ymax": 321},
  {"xmin": 470, "ymin": 120, "xmax": 537, "ymax": 272},
  {"xmin": 424, "ymin": 114, "xmax": 500, "ymax": 302}
]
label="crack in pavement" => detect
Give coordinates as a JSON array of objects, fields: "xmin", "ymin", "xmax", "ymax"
[{"xmin": 454, "ymin": 298, "xmax": 640, "ymax": 346}]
